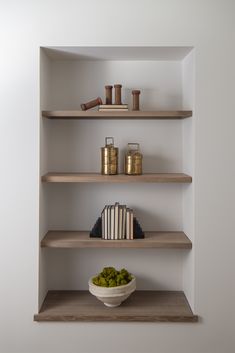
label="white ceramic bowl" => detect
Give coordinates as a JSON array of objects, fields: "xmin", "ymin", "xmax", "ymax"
[{"xmin": 89, "ymin": 276, "xmax": 136, "ymax": 307}]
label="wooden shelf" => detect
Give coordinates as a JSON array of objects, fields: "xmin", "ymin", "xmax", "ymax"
[
  {"xmin": 41, "ymin": 173, "xmax": 192, "ymax": 183},
  {"xmin": 34, "ymin": 290, "xmax": 198, "ymax": 322},
  {"xmin": 41, "ymin": 231, "xmax": 192, "ymax": 249},
  {"xmin": 42, "ymin": 110, "xmax": 192, "ymax": 119}
]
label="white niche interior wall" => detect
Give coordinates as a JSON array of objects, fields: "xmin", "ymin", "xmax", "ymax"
[{"xmin": 39, "ymin": 47, "xmax": 195, "ymax": 309}]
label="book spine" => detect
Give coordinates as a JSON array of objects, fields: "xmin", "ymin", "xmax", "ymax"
[
  {"xmin": 104, "ymin": 206, "xmax": 108, "ymax": 240},
  {"xmin": 130, "ymin": 209, "xmax": 134, "ymax": 239},
  {"xmin": 118, "ymin": 206, "xmax": 123, "ymax": 240},
  {"xmin": 114, "ymin": 202, "xmax": 119, "ymax": 240},
  {"xmin": 100, "ymin": 203, "xmax": 138, "ymax": 240},
  {"xmin": 99, "ymin": 104, "xmax": 128, "ymax": 109},
  {"xmin": 110, "ymin": 206, "xmax": 115, "ymax": 239},
  {"xmin": 99, "ymin": 108, "xmax": 128, "ymax": 112},
  {"xmin": 107, "ymin": 206, "xmax": 111, "ymax": 240},
  {"xmin": 126, "ymin": 208, "xmax": 130, "ymax": 240},
  {"xmin": 122, "ymin": 205, "xmax": 126, "ymax": 239},
  {"xmin": 101, "ymin": 209, "xmax": 105, "ymax": 239}
]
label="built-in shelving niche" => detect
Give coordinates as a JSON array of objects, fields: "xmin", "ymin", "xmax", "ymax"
[{"xmin": 37, "ymin": 46, "xmax": 196, "ymax": 322}]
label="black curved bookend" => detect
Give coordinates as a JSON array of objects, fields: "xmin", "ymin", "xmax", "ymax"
[{"xmin": 90, "ymin": 217, "xmax": 102, "ymax": 238}]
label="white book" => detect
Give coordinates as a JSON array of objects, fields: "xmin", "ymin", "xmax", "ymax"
[
  {"xmin": 118, "ymin": 206, "xmax": 123, "ymax": 240},
  {"xmin": 122, "ymin": 205, "xmax": 127, "ymax": 239},
  {"xmin": 126, "ymin": 208, "xmax": 130, "ymax": 240},
  {"xmin": 110, "ymin": 205, "xmax": 115, "ymax": 239},
  {"xmin": 104, "ymin": 206, "xmax": 108, "ymax": 240},
  {"xmin": 99, "ymin": 108, "xmax": 128, "ymax": 112},
  {"xmin": 107, "ymin": 205, "xmax": 111, "ymax": 240},
  {"xmin": 130, "ymin": 209, "xmax": 134, "ymax": 240},
  {"xmin": 101, "ymin": 208, "xmax": 105, "ymax": 239},
  {"xmin": 114, "ymin": 202, "xmax": 119, "ymax": 240},
  {"xmin": 99, "ymin": 104, "xmax": 128, "ymax": 109}
]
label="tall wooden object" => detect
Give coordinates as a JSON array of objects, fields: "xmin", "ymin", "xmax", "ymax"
[
  {"xmin": 132, "ymin": 90, "xmax": 141, "ymax": 110},
  {"xmin": 114, "ymin": 84, "xmax": 122, "ymax": 105},
  {"xmin": 105, "ymin": 85, "xmax": 113, "ymax": 104}
]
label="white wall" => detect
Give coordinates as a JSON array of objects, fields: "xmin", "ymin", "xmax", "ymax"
[{"xmin": 0, "ymin": 1, "xmax": 235, "ymax": 353}]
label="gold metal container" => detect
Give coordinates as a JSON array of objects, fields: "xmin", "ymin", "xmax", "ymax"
[
  {"xmin": 101, "ymin": 137, "xmax": 118, "ymax": 175},
  {"xmin": 125, "ymin": 143, "xmax": 143, "ymax": 175}
]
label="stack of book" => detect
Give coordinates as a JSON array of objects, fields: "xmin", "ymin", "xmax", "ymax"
[
  {"xmin": 98, "ymin": 104, "xmax": 128, "ymax": 112},
  {"xmin": 101, "ymin": 202, "xmax": 134, "ymax": 240}
]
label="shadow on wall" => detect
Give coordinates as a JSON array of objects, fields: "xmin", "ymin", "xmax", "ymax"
[
  {"xmin": 124, "ymin": 88, "xmax": 182, "ymax": 110},
  {"xmin": 143, "ymin": 154, "xmax": 176, "ymax": 173}
]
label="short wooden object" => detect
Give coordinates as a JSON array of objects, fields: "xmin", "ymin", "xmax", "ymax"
[{"xmin": 81, "ymin": 97, "xmax": 102, "ymax": 111}]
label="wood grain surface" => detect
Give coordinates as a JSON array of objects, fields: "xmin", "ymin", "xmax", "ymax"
[
  {"xmin": 34, "ymin": 290, "xmax": 198, "ymax": 322},
  {"xmin": 41, "ymin": 231, "xmax": 192, "ymax": 249},
  {"xmin": 41, "ymin": 173, "xmax": 192, "ymax": 183},
  {"xmin": 42, "ymin": 110, "xmax": 192, "ymax": 119}
]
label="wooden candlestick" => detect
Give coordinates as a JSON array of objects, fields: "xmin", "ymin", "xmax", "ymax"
[
  {"xmin": 81, "ymin": 97, "xmax": 103, "ymax": 111},
  {"xmin": 132, "ymin": 90, "xmax": 141, "ymax": 111},
  {"xmin": 114, "ymin": 84, "xmax": 122, "ymax": 105},
  {"xmin": 105, "ymin": 85, "xmax": 113, "ymax": 104}
]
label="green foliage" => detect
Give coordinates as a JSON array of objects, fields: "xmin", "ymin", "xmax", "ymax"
[{"xmin": 92, "ymin": 267, "xmax": 133, "ymax": 287}]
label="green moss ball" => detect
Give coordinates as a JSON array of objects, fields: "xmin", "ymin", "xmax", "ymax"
[{"xmin": 92, "ymin": 267, "xmax": 133, "ymax": 287}]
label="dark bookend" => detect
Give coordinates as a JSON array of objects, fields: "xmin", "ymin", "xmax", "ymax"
[{"xmin": 90, "ymin": 217, "xmax": 102, "ymax": 238}]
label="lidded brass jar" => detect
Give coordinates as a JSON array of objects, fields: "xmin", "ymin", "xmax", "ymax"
[
  {"xmin": 125, "ymin": 143, "xmax": 143, "ymax": 175},
  {"xmin": 101, "ymin": 137, "xmax": 118, "ymax": 175}
]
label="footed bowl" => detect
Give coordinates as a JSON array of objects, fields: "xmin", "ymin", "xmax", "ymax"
[{"xmin": 88, "ymin": 276, "xmax": 136, "ymax": 307}]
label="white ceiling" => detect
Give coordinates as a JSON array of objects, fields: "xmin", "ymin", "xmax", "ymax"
[{"xmin": 43, "ymin": 46, "xmax": 193, "ymax": 61}]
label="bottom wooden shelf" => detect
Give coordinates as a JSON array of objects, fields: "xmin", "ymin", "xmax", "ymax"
[
  {"xmin": 34, "ymin": 290, "xmax": 198, "ymax": 322},
  {"xmin": 41, "ymin": 231, "xmax": 192, "ymax": 249}
]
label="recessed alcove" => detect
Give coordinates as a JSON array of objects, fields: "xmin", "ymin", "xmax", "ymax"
[{"xmin": 38, "ymin": 46, "xmax": 196, "ymax": 322}]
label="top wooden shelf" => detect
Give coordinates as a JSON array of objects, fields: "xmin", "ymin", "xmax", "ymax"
[{"xmin": 42, "ymin": 110, "xmax": 192, "ymax": 120}]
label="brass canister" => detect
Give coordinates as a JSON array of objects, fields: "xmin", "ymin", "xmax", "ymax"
[
  {"xmin": 101, "ymin": 137, "xmax": 118, "ymax": 175},
  {"xmin": 125, "ymin": 143, "xmax": 143, "ymax": 175}
]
